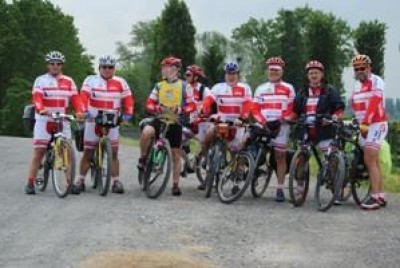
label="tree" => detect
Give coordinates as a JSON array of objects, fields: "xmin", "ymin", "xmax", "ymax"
[
  {"xmin": 116, "ymin": 20, "xmax": 161, "ymax": 119},
  {"xmin": 385, "ymin": 98, "xmax": 395, "ymax": 121},
  {"xmin": 305, "ymin": 9, "xmax": 353, "ymax": 91},
  {"xmin": 354, "ymin": 20, "xmax": 387, "ymax": 76},
  {"xmin": 158, "ymin": 0, "xmax": 196, "ymax": 72},
  {"xmin": 231, "ymin": 7, "xmax": 353, "ymax": 91},
  {"xmin": 197, "ymin": 32, "xmax": 228, "ymax": 85},
  {"xmin": 8, "ymin": 0, "xmax": 93, "ymax": 87},
  {"xmin": 0, "ymin": 0, "xmax": 26, "ymax": 105},
  {"xmin": 231, "ymin": 17, "xmax": 279, "ymax": 87},
  {"xmin": 0, "ymin": 0, "xmax": 93, "ymax": 136},
  {"xmin": 276, "ymin": 10, "xmax": 307, "ymax": 90},
  {"xmin": 0, "ymin": 78, "xmax": 32, "ymax": 136}
]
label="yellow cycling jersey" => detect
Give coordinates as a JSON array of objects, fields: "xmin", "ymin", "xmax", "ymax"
[{"xmin": 157, "ymin": 80, "xmax": 183, "ymax": 108}]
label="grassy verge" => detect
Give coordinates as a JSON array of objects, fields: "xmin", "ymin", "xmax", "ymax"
[
  {"xmin": 120, "ymin": 136, "xmax": 139, "ymax": 147},
  {"xmin": 309, "ymin": 155, "xmax": 400, "ymax": 193}
]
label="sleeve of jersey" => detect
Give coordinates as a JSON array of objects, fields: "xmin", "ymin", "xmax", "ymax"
[
  {"xmin": 145, "ymin": 85, "xmax": 160, "ymax": 114},
  {"xmin": 32, "ymin": 78, "xmax": 44, "ymax": 113},
  {"xmin": 121, "ymin": 80, "xmax": 134, "ymax": 115},
  {"xmin": 330, "ymin": 88, "xmax": 345, "ymax": 118},
  {"xmin": 240, "ymin": 86, "xmax": 253, "ymax": 119},
  {"xmin": 363, "ymin": 92, "xmax": 382, "ymax": 125},
  {"xmin": 251, "ymin": 101, "xmax": 266, "ymax": 124},
  {"xmin": 70, "ymin": 80, "xmax": 84, "ymax": 113},
  {"xmin": 182, "ymin": 86, "xmax": 196, "ymax": 113},
  {"xmin": 281, "ymin": 86, "xmax": 296, "ymax": 119},
  {"xmin": 202, "ymin": 95, "xmax": 215, "ymax": 116}
]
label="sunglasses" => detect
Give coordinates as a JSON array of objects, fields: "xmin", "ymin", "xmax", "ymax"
[
  {"xmin": 185, "ymin": 73, "xmax": 193, "ymax": 77},
  {"xmin": 354, "ymin": 67, "xmax": 366, "ymax": 72},
  {"xmin": 101, "ymin": 66, "xmax": 115, "ymax": 70},
  {"xmin": 49, "ymin": 62, "xmax": 63, "ymax": 66}
]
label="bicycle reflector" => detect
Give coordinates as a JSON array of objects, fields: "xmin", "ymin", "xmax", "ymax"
[
  {"xmin": 217, "ymin": 123, "xmax": 229, "ymax": 137},
  {"xmin": 46, "ymin": 121, "xmax": 61, "ymax": 134}
]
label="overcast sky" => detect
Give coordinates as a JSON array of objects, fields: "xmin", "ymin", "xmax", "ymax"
[{"xmin": 49, "ymin": 0, "xmax": 400, "ymax": 98}]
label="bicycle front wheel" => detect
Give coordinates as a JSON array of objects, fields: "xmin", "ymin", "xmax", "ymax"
[
  {"xmin": 217, "ymin": 150, "xmax": 254, "ymax": 204},
  {"xmin": 36, "ymin": 150, "xmax": 51, "ymax": 192},
  {"xmin": 205, "ymin": 141, "xmax": 223, "ymax": 198},
  {"xmin": 315, "ymin": 152, "xmax": 345, "ymax": 212},
  {"xmin": 144, "ymin": 141, "xmax": 172, "ymax": 199},
  {"xmin": 288, "ymin": 151, "xmax": 310, "ymax": 207},
  {"xmin": 251, "ymin": 150, "xmax": 273, "ymax": 198},
  {"xmin": 96, "ymin": 138, "xmax": 112, "ymax": 196},
  {"xmin": 52, "ymin": 139, "xmax": 75, "ymax": 198}
]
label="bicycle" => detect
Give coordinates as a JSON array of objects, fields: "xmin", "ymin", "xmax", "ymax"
[
  {"xmin": 139, "ymin": 114, "xmax": 175, "ymax": 199},
  {"xmin": 180, "ymin": 126, "xmax": 206, "ymax": 187},
  {"xmin": 288, "ymin": 114, "xmax": 325, "ymax": 207},
  {"xmin": 314, "ymin": 116, "xmax": 346, "ymax": 211},
  {"xmin": 245, "ymin": 124, "xmax": 275, "ymax": 198},
  {"xmin": 341, "ymin": 119, "xmax": 371, "ymax": 205},
  {"xmin": 35, "ymin": 112, "xmax": 76, "ymax": 198},
  {"xmin": 204, "ymin": 121, "xmax": 254, "ymax": 203},
  {"xmin": 89, "ymin": 110, "xmax": 120, "ymax": 196}
]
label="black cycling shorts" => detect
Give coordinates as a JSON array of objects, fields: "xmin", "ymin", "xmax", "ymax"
[{"xmin": 143, "ymin": 118, "xmax": 182, "ymax": 148}]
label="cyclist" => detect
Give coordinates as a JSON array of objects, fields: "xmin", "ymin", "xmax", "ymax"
[
  {"xmin": 71, "ymin": 55, "xmax": 134, "ymax": 194},
  {"xmin": 350, "ymin": 54, "xmax": 388, "ymax": 210},
  {"xmin": 293, "ymin": 60, "xmax": 345, "ymax": 195},
  {"xmin": 185, "ymin": 64, "xmax": 210, "ymax": 121},
  {"xmin": 25, "ymin": 51, "xmax": 85, "ymax": 194},
  {"xmin": 138, "ymin": 56, "xmax": 196, "ymax": 196},
  {"xmin": 199, "ymin": 62, "xmax": 253, "ymax": 189},
  {"xmin": 252, "ymin": 57, "xmax": 296, "ymax": 202}
]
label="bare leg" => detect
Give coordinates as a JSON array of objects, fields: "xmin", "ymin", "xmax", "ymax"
[
  {"xmin": 139, "ymin": 126, "xmax": 155, "ymax": 157},
  {"xmin": 364, "ymin": 148, "xmax": 380, "ymax": 194},
  {"xmin": 172, "ymin": 148, "xmax": 182, "ymax": 186},
  {"xmin": 28, "ymin": 148, "xmax": 47, "ymax": 181}
]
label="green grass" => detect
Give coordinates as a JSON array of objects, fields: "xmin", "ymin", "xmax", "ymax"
[
  {"xmin": 120, "ymin": 136, "xmax": 139, "ymax": 147},
  {"xmin": 308, "ymin": 154, "xmax": 400, "ymax": 193}
]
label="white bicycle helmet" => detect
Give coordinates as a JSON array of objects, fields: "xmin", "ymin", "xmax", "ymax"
[
  {"xmin": 99, "ymin": 55, "xmax": 117, "ymax": 66},
  {"xmin": 45, "ymin": 51, "xmax": 65, "ymax": 63}
]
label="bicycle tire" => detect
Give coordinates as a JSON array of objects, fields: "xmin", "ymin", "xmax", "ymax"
[
  {"xmin": 315, "ymin": 152, "xmax": 345, "ymax": 212},
  {"xmin": 288, "ymin": 150, "xmax": 310, "ymax": 207},
  {"xmin": 205, "ymin": 141, "xmax": 222, "ymax": 198},
  {"xmin": 52, "ymin": 139, "xmax": 75, "ymax": 198},
  {"xmin": 250, "ymin": 149, "xmax": 273, "ymax": 198},
  {"xmin": 96, "ymin": 138, "xmax": 112, "ymax": 196},
  {"xmin": 195, "ymin": 152, "xmax": 206, "ymax": 186},
  {"xmin": 36, "ymin": 151, "xmax": 51, "ymax": 192},
  {"xmin": 350, "ymin": 149, "xmax": 371, "ymax": 206},
  {"xmin": 144, "ymin": 141, "xmax": 172, "ymax": 199},
  {"xmin": 217, "ymin": 150, "xmax": 255, "ymax": 204}
]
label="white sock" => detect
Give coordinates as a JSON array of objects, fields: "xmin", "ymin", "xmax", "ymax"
[
  {"xmin": 277, "ymin": 184, "xmax": 284, "ymax": 190},
  {"xmin": 112, "ymin": 177, "xmax": 119, "ymax": 182}
]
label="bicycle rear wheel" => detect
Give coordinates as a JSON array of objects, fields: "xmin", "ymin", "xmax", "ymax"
[
  {"xmin": 217, "ymin": 151, "xmax": 254, "ymax": 204},
  {"xmin": 350, "ymin": 150, "xmax": 371, "ymax": 205},
  {"xmin": 96, "ymin": 139, "xmax": 112, "ymax": 196},
  {"xmin": 288, "ymin": 151, "xmax": 310, "ymax": 207},
  {"xmin": 315, "ymin": 153, "xmax": 345, "ymax": 212},
  {"xmin": 52, "ymin": 139, "xmax": 75, "ymax": 198},
  {"xmin": 144, "ymin": 141, "xmax": 172, "ymax": 199}
]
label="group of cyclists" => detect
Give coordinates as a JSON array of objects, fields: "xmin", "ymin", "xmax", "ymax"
[{"xmin": 25, "ymin": 50, "xmax": 388, "ymax": 211}]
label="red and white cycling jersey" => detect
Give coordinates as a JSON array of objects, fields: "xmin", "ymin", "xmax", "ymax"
[
  {"xmin": 252, "ymin": 81, "xmax": 295, "ymax": 124},
  {"xmin": 188, "ymin": 82, "xmax": 210, "ymax": 122},
  {"xmin": 351, "ymin": 74, "xmax": 386, "ymax": 124},
  {"xmin": 32, "ymin": 73, "xmax": 82, "ymax": 119},
  {"xmin": 81, "ymin": 75, "xmax": 134, "ymax": 118},
  {"xmin": 203, "ymin": 82, "xmax": 252, "ymax": 122}
]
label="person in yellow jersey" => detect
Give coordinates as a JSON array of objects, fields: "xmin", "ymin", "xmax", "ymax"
[{"xmin": 138, "ymin": 57, "xmax": 196, "ymax": 196}]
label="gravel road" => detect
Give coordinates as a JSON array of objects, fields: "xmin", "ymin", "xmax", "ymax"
[{"xmin": 0, "ymin": 136, "xmax": 399, "ymax": 268}]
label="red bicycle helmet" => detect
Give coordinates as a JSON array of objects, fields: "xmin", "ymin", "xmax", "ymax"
[
  {"xmin": 186, "ymin": 65, "xmax": 206, "ymax": 78},
  {"xmin": 305, "ymin": 60, "xmax": 324, "ymax": 71},
  {"xmin": 161, "ymin": 56, "xmax": 182, "ymax": 67},
  {"xmin": 266, "ymin": 57, "xmax": 285, "ymax": 68}
]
